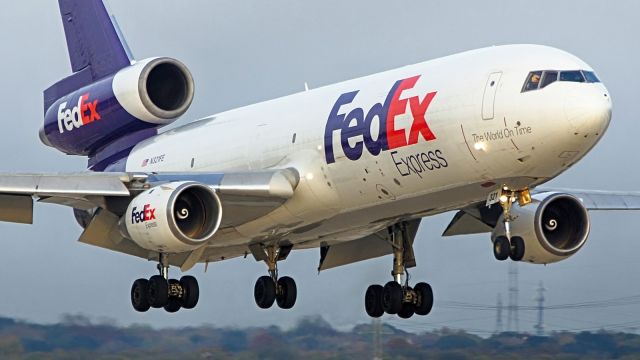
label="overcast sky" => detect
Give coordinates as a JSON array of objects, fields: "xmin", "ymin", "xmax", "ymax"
[{"xmin": 0, "ymin": 0, "xmax": 639, "ymax": 334}]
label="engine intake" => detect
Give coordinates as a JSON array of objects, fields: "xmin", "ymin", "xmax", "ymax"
[
  {"xmin": 113, "ymin": 57, "xmax": 195, "ymax": 123},
  {"xmin": 492, "ymin": 192, "xmax": 590, "ymax": 264},
  {"xmin": 536, "ymin": 194, "xmax": 589, "ymax": 256},
  {"xmin": 122, "ymin": 182, "xmax": 222, "ymax": 253}
]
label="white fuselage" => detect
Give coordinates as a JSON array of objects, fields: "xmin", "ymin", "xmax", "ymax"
[{"xmin": 124, "ymin": 45, "xmax": 612, "ymax": 253}]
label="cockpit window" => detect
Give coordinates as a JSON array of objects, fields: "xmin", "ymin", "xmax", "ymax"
[
  {"xmin": 522, "ymin": 71, "xmax": 542, "ymax": 92},
  {"xmin": 583, "ymin": 71, "xmax": 600, "ymax": 83},
  {"xmin": 522, "ymin": 69, "xmax": 600, "ymax": 92},
  {"xmin": 559, "ymin": 71, "xmax": 585, "ymax": 82},
  {"xmin": 540, "ymin": 71, "xmax": 558, "ymax": 88}
]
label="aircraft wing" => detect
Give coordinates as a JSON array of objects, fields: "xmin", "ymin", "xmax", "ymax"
[
  {"xmin": 442, "ymin": 188, "xmax": 640, "ymax": 237},
  {"xmin": 539, "ymin": 188, "xmax": 640, "ymax": 210},
  {"xmin": 0, "ymin": 169, "xmax": 299, "ymax": 225},
  {"xmin": 0, "ymin": 169, "xmax": 299, "ymax": 269}
]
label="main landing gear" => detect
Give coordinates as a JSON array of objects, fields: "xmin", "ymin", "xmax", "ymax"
[
  {"xmin": 250, "ymin": 244, "xmax": 297, "ymax": 310},
  {"xmin": 365, "ymin": 222, "xmax": 434, "ymax": 319},
  {"xmin": 130, "ymin": 253, "xmax": 200, "ymax": 313},
  {"xmin": 492, "ymin": 187, "xmax": 530, "ymax": 262}
]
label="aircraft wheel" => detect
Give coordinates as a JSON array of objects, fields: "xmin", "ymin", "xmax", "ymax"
[
  {"xmin": 382, "ymin": 281, "xmax": 403, "ymax": 314},
  {"xmin": 131, "ymin": 279, "xmax": 150, "ymax": 312},
  {"xmin": 365, "ymin": 285, "xmax": 384, "ymax": 318},
  {"xmin": 276, "ymin": 276, "xmax": 297, "ymax": 309},
  {"xmin": 164, "ymin": 279, "xmax": 182, "ymax": 313},
  {"xmin": 148, "ymin": 275, "xmax": 169, "ymax": 308},
  {"xmin": 254, "ymin": 276, "xmax": 276, "ymax": 309},
  {"xmin": 509, "ymin": 236, "xmax": 525, "ymax": 261},
  {"xmin": 398, "ymin": 302, "xmax": 415, "ymax": 319},
  {"xmin": 164, "ymin": 298, "xmax": 181, "ymax": 313},
  {"xmin": 493, "ymin": 236, "xmax": 511, "ymax": 261},
  {"xmin": 180, "ymin": 276, "xmax": 199, "ymax": 309},
  {"xmin": 414, "ymin": 282, "xmax": 434, "ymax": 316}
]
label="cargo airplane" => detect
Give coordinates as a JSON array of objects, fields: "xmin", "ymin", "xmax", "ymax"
[{"xmin": 3, "ymin": 0, "xmax": 639, "ymax": 318}]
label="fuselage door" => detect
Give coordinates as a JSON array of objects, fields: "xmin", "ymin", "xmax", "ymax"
[{"xmin": 482, "ymin": 72, "xmax": 502, "ymax": 120}]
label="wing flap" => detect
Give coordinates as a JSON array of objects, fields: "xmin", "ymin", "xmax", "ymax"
[
  {"xmin": 0, "ymin": 195, "xmax": 33, "ymax": 224},
  {"xmin": 318, "ymin": 231, "xmax": 392, "ymax": 271},
  {"xmin": 442, "ymin": 210, "xmax": 493, "ymax": 237},
  {"xmin": 0, "ymin": 173, "xmax": 132, "ymax": 197}
]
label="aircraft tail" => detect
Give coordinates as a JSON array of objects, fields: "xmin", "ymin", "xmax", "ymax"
[
  {"xmin": 41, "ymin": 0, "xmax": 194, "ymax": 171},
  {"xmin": 45, "ymin": 0, "xmax": 132, "ymax": 109},
  {"xmin": 59, "ymin": 0, "xmax": 131, "ymax": 80}
]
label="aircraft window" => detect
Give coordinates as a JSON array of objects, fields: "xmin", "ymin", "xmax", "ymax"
[
  {"xmin": 522, "ymin": 71, "xmax": 543, "ymax": 92},
  {"xmin": 583, "ymin": 71, "xmax": 600, "ymax": 83},
  {"xmin": 559, "ymin": 71, "xmax": 585, "ymax": 82},
  {"xmin": 540, "ymin": 71, "xmax": 558, "ymax": 88}
]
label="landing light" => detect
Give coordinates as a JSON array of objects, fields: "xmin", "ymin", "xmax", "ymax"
[{"xmin": 474, "ymin": 142, "xmax": 487, "ymax": 151}]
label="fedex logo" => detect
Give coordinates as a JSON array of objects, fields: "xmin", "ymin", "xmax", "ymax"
[
  {"xmin": 131, "ymin": 204, "xmax": 156, "ymax": 224},
  {"xmin": 57, "ymin": 93, "xmax": 101, "ymax": 133},
  {"xmin": 324, "ymin": 75, "xmax": 437, "ymax": 164}
]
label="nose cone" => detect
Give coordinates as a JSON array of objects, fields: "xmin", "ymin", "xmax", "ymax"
[{"xmin": 564, "ymin": 86, "xmax": 612, "ymax": 137}]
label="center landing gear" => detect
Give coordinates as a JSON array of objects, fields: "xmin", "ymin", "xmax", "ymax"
[
  {"xmin": 492, "ymin": 187, "xmax": 529, "ymax": 262},
  {"xmin": 250, "ymin": 244, "xmax": 297, "ymax": 310},
  {"xmin": 130, "ymin": 253, "xmax": 200, "ymax": 313},
  {"xmin": 364, "ymin": 222, "xmax": 434, "ymax": 319}
]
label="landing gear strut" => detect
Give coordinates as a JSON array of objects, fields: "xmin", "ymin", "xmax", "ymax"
[
  {"xmin": 251, "ymin": 244, "xmax": 297, "ymax": 310},
  {"xmin": 364, "ymin": 222, "xmax": 433, "ymax": 319},
  {"xmin": 492, "ymin": 187, "xmax": 529, "ymax": 262},
  {"xmin": 130, "ymin": 253, "xmax": 200, "ymax": 313}
]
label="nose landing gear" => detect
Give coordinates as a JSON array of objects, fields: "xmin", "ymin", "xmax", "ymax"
[
  {"xmin": 492, "ymin": 187, "xmax": 530, "ymax": 262},
  {"xmin": 364, "ymin": 222, "xmax": 434, "ymax": 319}
]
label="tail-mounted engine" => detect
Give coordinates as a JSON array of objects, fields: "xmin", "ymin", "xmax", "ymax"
[
  {"xmin": 41, "ymin": 57, "xmax": 194, "ymax": 156},
  {"xmin": 492, "ymin": 193, "xmax": 590, "ymax": 264},
  {"xmin": 120, "ymin": 181, "xmax": 222, "ymax": 253}
]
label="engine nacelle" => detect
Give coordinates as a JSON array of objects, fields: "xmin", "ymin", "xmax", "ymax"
[
  {"xmin": 122, "ymin": 182, "xmax": 222, "ymax": 253},
  {"xmin": 41, "ymin": 57, "xmax": 194, "ymax": 156},
  {"xmin": 112, "ymin": 57, "xmax": 194, "ymax": 124},
  {"xmin": 491, "ymin": 193, "xmax": 590, "ymax": 264}
]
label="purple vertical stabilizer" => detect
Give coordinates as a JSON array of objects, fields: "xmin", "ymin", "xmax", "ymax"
[{"xmin": 58, "ymin": 0, "xmax": 131, "ymax": 81}]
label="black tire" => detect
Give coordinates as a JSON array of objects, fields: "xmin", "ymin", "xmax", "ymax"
[
  {"xmin": 163, "ymin": 280, "xmax": 181, "ymax": 313},
  {"xmin": 365, "ymin": 285, "xmax": 384, "ymax": 318},
  {"xmin": 509, "ymin": 236, "xmax": 525, "ymax": 261},
  {"xmin": 398, "ymin": 302, "xmax": 415, "ymax": 319},
  {"xmin": 254, "ymin": 276, "xmax": 276, "ymax": 309},
  {"xmin": 414, "ymin": 282, "xmax": 433, "ymax": 316},
  {"xmin": 276, "ymin": 276, "xmax": 297, "ymax": 309},
  {"xmin": 131, "ymin": 278, "xmax": 150, "ymax": 312},
  {"xmin": 164, "ymin": 298, "xmax": 181, "ymax": 313},
  {"xmin": 382, "ymin": 281, "xmax": 403, "ymax": 315},
  {"xmin": 148, "ymin": 275, "xmax": 169, "ymax": 308},
  {"xmin": 493, "ymin": 236, "xmax": 511, "ymax": 261},
  {"xmin": 180, "ymin": 275, "xmax": 199, "ymax": 309}
]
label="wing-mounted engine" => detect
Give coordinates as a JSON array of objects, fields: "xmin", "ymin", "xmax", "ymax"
[
  {"xmin": 41, "ymin": 57, "xmax": 194, "ymax": 157},
  {"xmin": 492, "ymin": 193, "xmax": 590, "ymax": 264},
  {"xmin": 120, "ymin": 181, "xmax": 222, "ymax": 253}
]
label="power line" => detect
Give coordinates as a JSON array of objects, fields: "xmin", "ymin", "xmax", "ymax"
[{"xmin": 438, "ymin": 294, "xmax": 640, "ymax": 311}]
